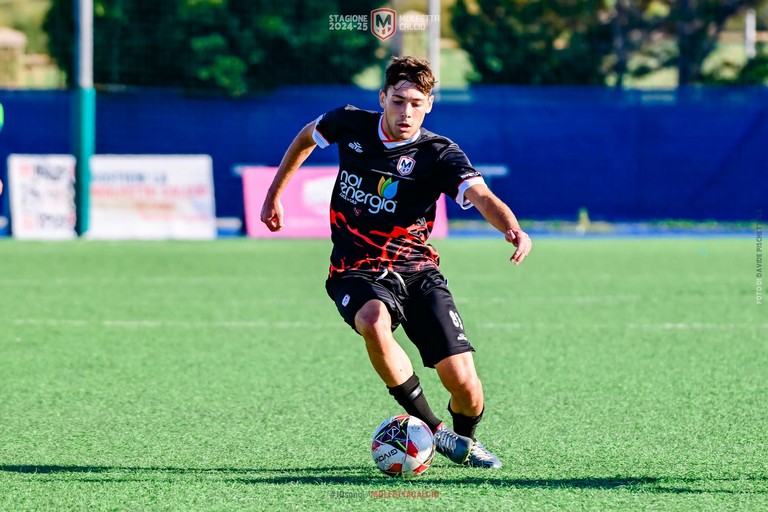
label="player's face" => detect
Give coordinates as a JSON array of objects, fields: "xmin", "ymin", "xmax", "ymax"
[{"xmin": 379, "ymin": 81, "xmax": 434, "ymax": 140}]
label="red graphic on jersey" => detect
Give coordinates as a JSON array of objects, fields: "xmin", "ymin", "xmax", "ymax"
[{"xmin": 328, "ymin": 209, "xmax": 439, "ymax": 277}]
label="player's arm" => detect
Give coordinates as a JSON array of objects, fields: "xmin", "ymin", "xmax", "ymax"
[
  {"xmin": 464, "ymin": 184, "xmax": 532, "ymax": 266},
  {"xmin": 260, "ymin": 121, "xmax": 318, "ymax": 232}
]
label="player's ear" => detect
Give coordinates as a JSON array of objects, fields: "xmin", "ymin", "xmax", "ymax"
[
  {"xmin": 425, "ymin": 94, "xmax": 434, "ymax": 114},
  {"xmin": 379, "ymin": 89, "xmax": 387, "ymax": 109}
]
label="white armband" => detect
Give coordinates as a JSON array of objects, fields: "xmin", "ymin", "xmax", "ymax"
[{"xmin": 455, "ymin": 177, "xmax": 486, "ymax": 210}]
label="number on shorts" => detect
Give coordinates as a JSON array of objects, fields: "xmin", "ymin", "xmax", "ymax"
[{"xmin": 449, "ymin": 310, "xmax": 463, "ymax": 330}]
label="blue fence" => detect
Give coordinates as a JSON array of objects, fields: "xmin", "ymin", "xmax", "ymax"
[{"xmin": 1, "ymin": 86, "xmax": 766, "ymax": 229}]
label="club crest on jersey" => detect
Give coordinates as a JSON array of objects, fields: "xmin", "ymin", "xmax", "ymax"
[{"xmin": 396, "ymin": 156, "xmax": 416, "ymax": 176}]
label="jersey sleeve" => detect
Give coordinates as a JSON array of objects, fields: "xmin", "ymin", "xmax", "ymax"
[
  {"xmin": 312, "ymin": 105, "xmax": 350, "ymax": 149},
  {"xmin": 437, "ymin": 144, "xmax": 486, "ymax": 210}
]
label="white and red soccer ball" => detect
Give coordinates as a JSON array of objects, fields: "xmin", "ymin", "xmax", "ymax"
[{"xmin": 371, "ymin": 414, "xmax": 435, "ymax": 477}]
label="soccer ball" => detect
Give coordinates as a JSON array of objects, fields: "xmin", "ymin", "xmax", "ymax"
[{"xmin": 371, "ymin": 414, "xmax": 435, "ymax": 477}]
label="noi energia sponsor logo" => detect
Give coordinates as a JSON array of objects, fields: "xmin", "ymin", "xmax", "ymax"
[{"xmin": 339, "ymin": 170, "xmax": 398, "ymax": 214}]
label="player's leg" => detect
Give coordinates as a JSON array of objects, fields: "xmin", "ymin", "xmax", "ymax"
[
  {"xmin": 401, "ymin": 269, "xmax": 501, "ymax": 468},
  {"xmin": 434, "ymin": 352, "xmax": 485, "ymax": 438},
  {"xmin": 433, "ymin": 352, "xmax": 500, "ymax": 467},
  {"xmin": 432, "ymin": 333, "xmax": 501, "ymax": 469},
  {"xmin": 354, "ymin": 299, "xmax": 413, "ymax": 387},
  {"xmin": 354, "ymin": 299, "xmax": 444, "ymax": 435},
  {"xmin": 325, "ymin": 273, "xmax": 445, "ymax": 440}
]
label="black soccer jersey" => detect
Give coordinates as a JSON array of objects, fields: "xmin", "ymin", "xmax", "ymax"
[{"xmin": 312, "ymin": 105, "xmax": 485, "ymax": 276}]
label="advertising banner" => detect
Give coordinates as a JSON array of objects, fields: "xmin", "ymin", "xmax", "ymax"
[
  {"xmin": 8, "ymin": 154, "xmax": 77, "ymax": 240},
  {"xmin": 88, "ymin": 155, "xmax": 216, "ymax": 240},
  {"xmin": 242, "ymin": 166, "xmax": 448, "ymax": 239}
]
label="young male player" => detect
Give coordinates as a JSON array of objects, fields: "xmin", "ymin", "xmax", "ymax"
[{"xmin": 261, "ymin": 56, "xmax": 532, "ymax": 468}]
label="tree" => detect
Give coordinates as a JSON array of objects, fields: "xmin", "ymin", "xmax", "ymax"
[
  {"xmin": 452, "ymin": 0, "xmax": 768, "ymax": 86},
  {"xmin": 451, "ymin": 0, "xmax": 615, "ymax": 85},
  {"xmin": 732, "ymin": 48, "xmax": 768, "ymax": 84},
  {"xmin": 610, "ymin": 0, "xmax": 768, "ymax": 85},
  {"xmin": 44, "ymin": 0, "xmax": 383, "ymax": 96}
]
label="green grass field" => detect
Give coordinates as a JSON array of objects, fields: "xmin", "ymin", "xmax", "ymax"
[{"xmin": 0, "ymin": 237, "xmax": 765, "ymax": 511}]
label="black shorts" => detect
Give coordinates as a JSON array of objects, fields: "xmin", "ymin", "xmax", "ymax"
[{"xmin": 325, "ymin": 268, "xmax": 475, "ymax": 368}]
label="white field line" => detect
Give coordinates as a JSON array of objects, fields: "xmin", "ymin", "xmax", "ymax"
[
  {"xmin": 6, "ymin": 319, "xmax": 339, "ymax": 329},
  {"xmin": 4, "ymin": 319, "xmax": 766, "ymax": 330},
  {"xmin": 459, "ymin": 294, "xmax": 640, "ymax": 304},
  {"xmin": 0, "ymin": 276, "xmax": 294, "ymax": 286},
  {"xmin": 480, "ymin": 322, "xmax": 767, "ymax": 330},
  {"xmin": 626, "ymin": 322, "xmax": 768, "ymax": 330},
  {"xmin": 462, "ymin": 295, "xmax": 754, "ymax": 305}
]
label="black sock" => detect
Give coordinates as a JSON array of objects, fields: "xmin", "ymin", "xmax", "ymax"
[
  {"xmin": 387, "ymin": 374, "xmax": 443, "ymax": 432},
  {"xmin": 448, "ymin": 401, "xmax": 484, "ymax": 440}
]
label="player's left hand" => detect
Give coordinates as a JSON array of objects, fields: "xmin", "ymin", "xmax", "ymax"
[{"xmin": 505, "ymin": 229, "xmax": 532, "ymax": 266}]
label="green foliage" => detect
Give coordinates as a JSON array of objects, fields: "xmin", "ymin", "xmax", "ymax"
[
  {"xmin": 451, "ymin": 0, "xmax": 768, "ymax": 86},
  {"xmin": 44, "ymin": 0, "xmax": 383, "ymax": 96},
  {"xmin": 626, "ymin": 0, "xmax": 768, "ymax": 84},
  {"xmin": 696, "ymin": 40, "xmax": 768, "ymax": 85},
  {"xmin": 0, "ymin": 0, "xmax": 51, "ymax": 54},
  {"xmin": 451, "ymin": 0, "xmax": 614, "ymax": 85},
  {"xmin": 735, "ymin": 48, "xmax": 768, "ymax": 84}
]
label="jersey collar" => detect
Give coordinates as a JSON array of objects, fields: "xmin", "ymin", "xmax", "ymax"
[{"xmin": 379, "ymin": 115, "xmax": 421, "ymax": 149}]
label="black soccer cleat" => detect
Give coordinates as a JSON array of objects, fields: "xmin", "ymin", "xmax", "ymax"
[
  {"xmin": 466, "ymin": 440, "xmax": 502, "ymax": 469},
  {"xmin": 433, "ymin": 424, "xmax": 473, "ymax": 465}
]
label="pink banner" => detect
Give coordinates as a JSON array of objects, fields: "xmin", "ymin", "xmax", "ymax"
[{"xmin": 242, "ymin": 166, "xmax": 448, "ymax": 239}]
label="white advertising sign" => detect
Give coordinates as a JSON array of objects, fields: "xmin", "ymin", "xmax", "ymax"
[
  {"xmin": 88, "ymin": 155, "xmax": 216, "ymax": 240},
  {"xmin": 8, "ymin": 154, "xmax": 77, "ymax": 240}
]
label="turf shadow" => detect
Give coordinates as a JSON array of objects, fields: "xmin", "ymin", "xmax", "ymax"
[
  {"xmin": 233, "ymin": 474, "xmax": 768, "ymax": 494},
  {"xmin": 2, "ymin": 465, "xmax": 766, "ymax": 494},
  {"xmin": 0, "ymin": 464, "xmax": 363, "ymax": 475}
]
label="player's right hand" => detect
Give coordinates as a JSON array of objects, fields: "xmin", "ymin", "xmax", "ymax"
[{"xmin": 260, "ymin": 198, "xmax": 284, "ymax": 232}]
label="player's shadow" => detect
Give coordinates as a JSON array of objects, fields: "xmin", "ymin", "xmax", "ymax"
[
  {"xmin": 2, "ymin": 465, "xmax": 766, "ymax": 494},
  {"xmin": 0, "ymin": 465, "xmax": 362, "ymax": 476},
  {"xmin": 234, "ymin": 473, "xmax": 768, "ymax": 494},
  {"xmin": 0, "ymin": 464, "xmax": 367, "ymax": 479}
]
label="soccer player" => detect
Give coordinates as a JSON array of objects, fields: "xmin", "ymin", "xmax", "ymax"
[{"xmin": 260, "ymin": 56, "xmax": 532, "ymax": 468}]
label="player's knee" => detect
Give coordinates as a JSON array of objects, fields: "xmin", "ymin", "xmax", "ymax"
[
  {"xmin": 354, "ymin": 301, "xmax": 392, "ymax": 340},
  {"xmin": 451, "ymin": 373, "xmax": 484, "ymax": 410}
]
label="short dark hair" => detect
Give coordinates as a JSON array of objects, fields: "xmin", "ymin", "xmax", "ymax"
[{"xmin": 384, "ymin": 56, "xmax": 436, "ymax": 95}]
